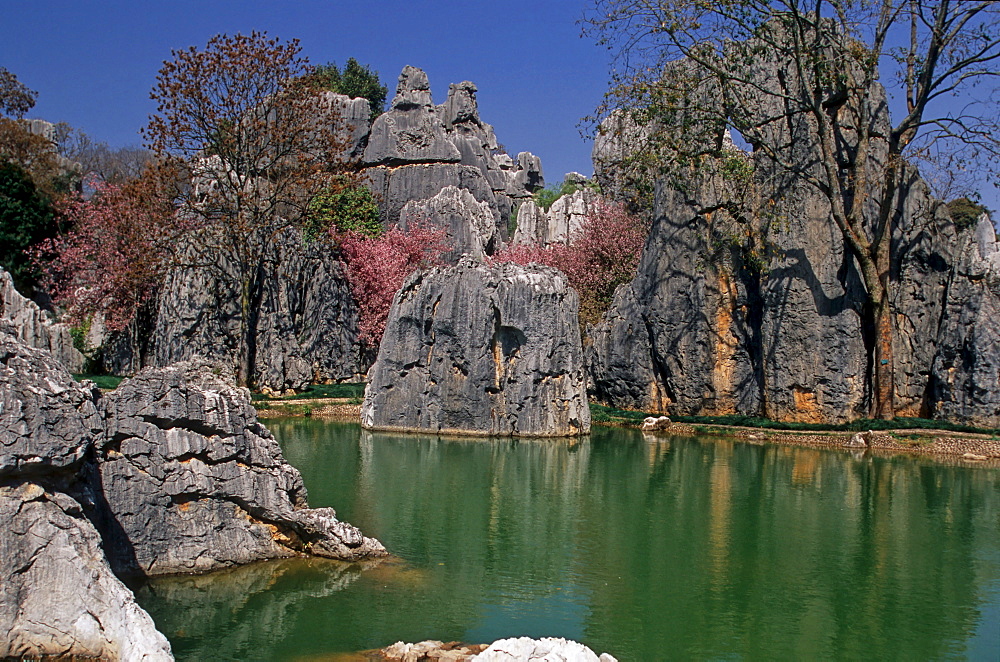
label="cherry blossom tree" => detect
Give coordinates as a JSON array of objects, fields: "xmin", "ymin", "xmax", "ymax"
[{"xmin": 338, "ymin": 222, "xmax": 451, "ymax": 347}]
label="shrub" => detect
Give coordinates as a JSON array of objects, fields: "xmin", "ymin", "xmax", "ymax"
[
  {"xmin": 947, "ymin": 197, "xmax": 990, "ymax": 230},
  {"xmin": 31, "ymin": 179, "xmax": 186, "ymax": 331},
  {"xmin": 307, "ymin": 178, "xmax": 381, "ymax": 239},
  {"xmin": 492, "ymin": 201, "xmax": 649, "ymax": 326},
  {"xmin": 0, "ymin": 161, "xmax": 60, "ymax": 295}
]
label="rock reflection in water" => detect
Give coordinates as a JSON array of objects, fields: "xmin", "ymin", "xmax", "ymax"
[{"xmin": 135, "ymin": 557, "xmax": 380, "ymax": 659}]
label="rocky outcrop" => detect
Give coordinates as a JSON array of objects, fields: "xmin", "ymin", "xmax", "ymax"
[
  {"xmin": 513, "ymin": 187, "xmax": 600, "ymax": 246},
  {"xmin": 0, "ymin": 267, "xmax": 84, "ymax": 372},
  {"xmin": 111, "ymin": 231, "xmax": 362, "ymax": 391},
  {"xmin": 930, "ymin": 215, "xmax": 1000, "ymax": 426},
  {"xmin": 399, "ymin": 185, "xmax": 500, "ymax": 262},
  {"xmin": 0, "ymin": 328, "xmax": 385, "ymax": 654},
  {"xmin": 96, "ymin": 360, "xmax": 386, "ymax": 575},
  {"xmin": 586, "ymin": 24, "xmax": 997, "ymax": 425},
  {"xmin": 363, "ymin": 258, "xmax": 590, "ymax": 437},
  {"xmin": 375, "ymin": 638, "xmax": 617, "ymax": 662},
  {"xmin": 362, "ymin": 66, "xmax": 544, "ymax": 238},
  {"xmin": 588, "ymin": 170, "xmax": 762, "ymax": 417},
  {"xmin": 0, "ymin": 326, "xmax": 101, "ymax": 477},
  {"xmin": 0, "ymin": 483, "xmax": 173, "ymax": 660}
]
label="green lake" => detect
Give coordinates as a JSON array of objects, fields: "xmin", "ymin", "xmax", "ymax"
[{"xmin": 135, "ymin": 421, "xmax": 1000, "ymax": 661}]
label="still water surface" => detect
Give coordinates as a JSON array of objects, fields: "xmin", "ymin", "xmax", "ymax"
[{"xmin": 135, "ymin": 421, "xmax": 1000, "ymax": 661}]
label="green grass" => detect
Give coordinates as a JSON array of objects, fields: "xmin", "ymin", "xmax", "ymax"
[
  {"xmin": 72, "ymin": 374, "xmax": 125, "ymax": 390},
  {"xmin": 590, "ymin": 404, "xmax": 1000, "ymax": 436},
  {"xmin": 252, "ymin": 382, "xmax": 366, "ymax": 401}
]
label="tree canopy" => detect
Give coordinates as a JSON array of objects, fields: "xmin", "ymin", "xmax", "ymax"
[
  {"xmin": 308, "ymin": 58, "xmax": 387, "ymax": 122},
  {"xmin": 583, "ymin": 0, "xmax": 1000, "ymax": 418}
]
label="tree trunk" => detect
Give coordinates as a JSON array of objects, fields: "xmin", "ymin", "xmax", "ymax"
[
  {"xmin": 236, "ymin": 275, "xmax": 253, "ymax": 387},
  {"xmin": 871, "ymin": 238, "xmax": 895, "ymax": 420}
]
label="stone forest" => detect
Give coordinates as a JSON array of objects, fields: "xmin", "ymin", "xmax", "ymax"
[{"xmin": 2, "ymin": 3, "xmax": 1000, "ymax": 660}]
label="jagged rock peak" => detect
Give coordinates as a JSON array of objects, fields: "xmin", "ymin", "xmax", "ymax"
[
  {"xmin": 391, "ymin": 65, "xmax": 433, "ymax": 109},
  {"xmin": 443, "ymin": 80, "xmax": 480, "ymax": 127}
]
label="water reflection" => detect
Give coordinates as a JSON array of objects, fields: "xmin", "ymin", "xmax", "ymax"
[{"xmin": 141, "ymin": 421, "xmax": 1000, "ymax": 661}]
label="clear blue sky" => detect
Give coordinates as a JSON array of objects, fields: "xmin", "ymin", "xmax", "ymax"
[{"xmin": 1, "ymin": 0, "xmax": 611, "ymax": 185}]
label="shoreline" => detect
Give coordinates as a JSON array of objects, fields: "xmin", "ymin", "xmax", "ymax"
[{"xmin": 255, "ymin": 399, "xmax": 1000, "ymax": 466}]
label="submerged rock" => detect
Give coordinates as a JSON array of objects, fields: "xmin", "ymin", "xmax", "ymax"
[
  {"xmin": 96, "ymin": 360, "xmax": 386, "ymax": 575},
  {"xmin": 0, "ymin": 482, "xmax": 173, "ymax": 660},
  {"xmin": 363, "ymin": 258, "xmax": 590, "ymax": 437}
]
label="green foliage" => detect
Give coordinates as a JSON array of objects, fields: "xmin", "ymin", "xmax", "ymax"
[
  {"xmin": 0, "ymin": 160, "xmax": 59, "ymax": 295},
  {"xmin": 532, "ymin": 178, "xmax": 599, "ymax": 211},
  {"xmin": 307, "ymin": 179, "xmax": 382, "ymax": 239},
  {"xmin": 947, "ymin": 197, "xmax": 990, "ymax": 230},
  {"xmin": 253, "ymin": 382, "xmax": 365, "ymax": 401},
  {"xmin": 310, "ymin": 58, "xmax": 387, "ymax": 122},
  {"xmin": 72, "ymin": 374, "xmax": 125, "ymax": 390}
]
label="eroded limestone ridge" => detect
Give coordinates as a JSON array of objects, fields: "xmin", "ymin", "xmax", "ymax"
[
  {"xmin": 363, "ymin": 257, "xmax": 590, "ymax": 437},
  {"xmin": 0, "ymin": 324, "xmax": 385, "ymax": 658}
]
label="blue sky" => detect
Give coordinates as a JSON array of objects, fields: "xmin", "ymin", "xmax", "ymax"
[
  {"xmin": 3, "ymin": 1, "xmax": 996, "ymax": 212},
  {"xmin": 1, "ymin": 1, "xmax": 610, "ymax": 186}
]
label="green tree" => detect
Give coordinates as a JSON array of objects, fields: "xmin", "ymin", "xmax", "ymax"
[
  {"xmin": 0, "ymin": 67, "xmax": 37, "ymax": 119},
  {"xmin": 0, "ymin": 161, "xmax": 59, "ymax": 296},
  {"xmin": 309, "ymin": 58, "xmax": 387, "ymax": 121},
  {"xmin": 584, "ymin": 1, "xmax": 1000, "ymax": 419},
  {"xmin": 307, "ymin": 176, "xmax": 381, "ymax": 239}
]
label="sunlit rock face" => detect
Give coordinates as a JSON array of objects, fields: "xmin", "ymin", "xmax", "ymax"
[
  {"xmin": 363, "ymin": 258, "xmax": 590, "ymax": 437},
  {"xmin": 95, "ymin": 360, "xmax": 387, "ymax": 576}
]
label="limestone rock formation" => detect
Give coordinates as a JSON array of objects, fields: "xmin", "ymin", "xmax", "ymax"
[
  {"xmin": 399, "ymin": 185, "xmax": 500, "ymax": 262},
  {"xmin": 0, "ymin": 328, "xmax": 385, "ymax": 654},
  {"xmin": 513, "ymin": 187, "xmax": 600, "ymax": 247},
  {"xmin": 0, "ymin": 483, "xmax": 173, "ymax": 660},
  {"xmin": 0, "ymin": 324, "xmax": 100, "ymax": 477},
  {"xmin": 361, "ymin": 66, "xmax": 543, "ymax": 237},
  {"xmin": 473, "ymin": 637, "xmax": 618, "ymax": 662},
  {"xmin": 110, "ymin": 231, "xmax": 362, "ymax": 391},
  {"xmin": 96, "ymin": 360, "xmax": 386, "ymax": 575},
  {"xmin": 586, "ymin": 24, "xmax": 997, "ymax": 424},
  {"xmin": 363, "ymin": 66, "xmax": 462, "ymax": 166},
  {"xmin": 0, "ymin": 267, "xmax": 84, "ymax": 372},
  {"xmin": 930, "ymin": 214, "xmax": 1000, "ymax": 426},
  {"xmin": 363, "ymin": 258, "xmax": 590, "ymax": 437}
]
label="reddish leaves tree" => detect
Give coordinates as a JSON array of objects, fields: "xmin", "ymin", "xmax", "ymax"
[
  {"xmin": 339, "ymin": 222, "xmax": 451, "ymax": 346},
  {"xmin": 32, "ymin": 178, "xmax": 187, "ymax": 331},
  {"xmin": 492, "ymin": 201, "xmax": 648, "ymax": 326}
]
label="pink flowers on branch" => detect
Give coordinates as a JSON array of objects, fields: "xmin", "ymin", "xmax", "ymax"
[
  {"xmin": 32, "ymin": 179, "xmax": 188, "ymax": 332},
  {"xmin": 492, "ymin": 200, "xmax": 649, "ymax": 326},
  {"xmin": 338, "ymin": 221, "xmax": 450, "ymax": 347}
]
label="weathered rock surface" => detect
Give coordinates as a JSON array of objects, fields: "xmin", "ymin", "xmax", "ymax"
[
  {"xmin": 513, "ymin": 187, "xmax": 600, "ymax": 247},
  {"xmin": 930, "ymin": 214, "xmax": 1000, "ymax": 426},
  {"xmin": 588, "ymin": 171, "xmax": 762, "ymax": 417},
  {"xmin": 400, "ymin": 185, "xmax": 500, "ymax": 262},
  {"xmin": 0, "ymin": 482, "xmax": 173, "ymax": 660},
  {"xmin": 474, "ymin": 638, "xmax": 617, "ymax": 662},
  {"xmin": 111, "ymin": 231, "xmax": 362, "ymax": 391},
  {"xmin": 0, "ymin": 267, "xmax": 84, "ymax": 372},
  {"xmin": 96, "ymin": 360, "xmax": 386, "ymax": 575},
  {"xmin": 363, "ymin": 258, "xmax": 590, "ymax": 437},
  {"xmin": 0, "ymin": 325, "xmax": 101, "ymax": 477},
  {"xmin": 587, "ymin": 24, "xmax": 996, "ymax": 424},
  {"xmin": 361, "ymin": 67, "xmax": 543, "ymax": 238},
  {"xmin": 375, "ymin": 638, "xmax": 617, "ymax": 662},
  {"xmin": 0, "ymin": 330, "xmax": 385, "ymax": 655}
]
